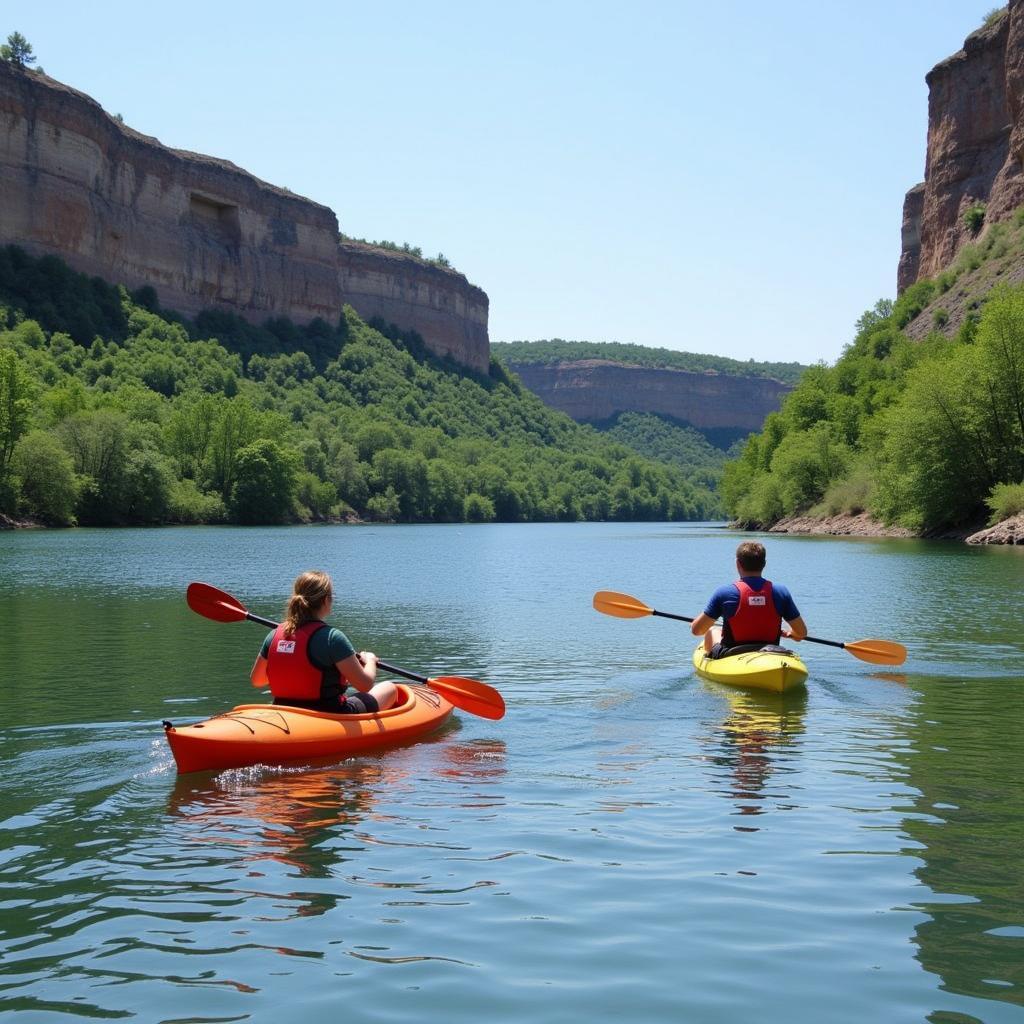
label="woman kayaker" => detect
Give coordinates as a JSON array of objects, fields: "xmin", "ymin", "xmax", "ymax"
[
  {"xmin": 250, "ymin": 570, "xmax": 397, "ymax": 713},
  {"xmin": 689, "ymin": 541, "xmax": 807, "ymax": 658}
]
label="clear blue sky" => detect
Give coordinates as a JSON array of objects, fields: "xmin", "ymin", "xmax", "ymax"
[{"xmin": 5, "ymin": 1, "xmax": 993, "ymax": 364}]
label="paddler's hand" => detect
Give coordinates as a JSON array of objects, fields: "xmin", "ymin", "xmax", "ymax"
[{"xmin": 358, "ymin": 651, "xmax": 378, "ymax": 676}]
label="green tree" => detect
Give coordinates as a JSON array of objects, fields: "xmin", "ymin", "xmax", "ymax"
[
  {"xmin": 56, "ymin": 410, "xmax": 119, "ymax": 522},
  {"xmin": 872, "ymin": 347, "xmax": 994, "ymax": 529},
  {"xmin": 165, "ymin": 394, "xmax": 220, "ymax": 479},
  {"xmin": 120, "ymin": 448, "xmax": 174, "ymax": 523},
  {"xmin": 0, "ymin": 348, "xmax": 36, "ymax": 509},
  {"xmin": 296, "ymin": 470, "xmax": 337, "ymax": 519},
  {"xmin": 769, "ymin": 423, "xmax": 851, "ymax": 514},
  {"xmin": 326, "ymin": 437, "xmax": 369, "ymax": 508},
  {"xmin": 229, "ymin": 439, "xmax": 298, "ymax": 524},
  {"xmin": 371, "ymin": 448, "xmax": 429, "ymax": 519},
  {"xmin": 975, "ymin": 284, "xmax": 1024, "ymax": 479},
  {"xmin": 782, "ymin": 365, "xmax": 833, "ymax": 431},
  {"xmin": 353, "ymin": 421, "xmax": 399, "ymax": 462},
  {"xmin": 1, "ymin": 32, "xmax": 35, "ymax": 68},
  {"xmin": 426, "ymin": 459, "xmax": 466, "ymax": 520},
  {"xmin": 206, "ymin": 397, "xmax": 261, "ymax": 500},
  {"xmin": 366, "ymin": 485, "xmax": 401, "ymax": 521},
  {"xmin": 167, "ymin": 477, "xmax": 226, "ymax": 524},
  {"xmin": 463, "ymin": 492, "xmax": 496, "ymax": 522},
  {"xmin": 732, "ymin": 472, "xmax": 784, "ymax": 527},
  {"xmin": 11, "ymin": 430, "xmax": 78, "ymax": 525}
]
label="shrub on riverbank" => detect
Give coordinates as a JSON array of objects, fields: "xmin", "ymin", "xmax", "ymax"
[{"xmin": 986, "ymin": 482, "xmax": 1024, "ymax": 524}]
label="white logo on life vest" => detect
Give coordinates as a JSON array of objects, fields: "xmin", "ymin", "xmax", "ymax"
[
  {"xmin": 276, "ymin": 639, "xmax": 297, "ymax": 653},
  {"xmin": 748, "ymin": 595, "xmax": 766, "ymax": 606}
]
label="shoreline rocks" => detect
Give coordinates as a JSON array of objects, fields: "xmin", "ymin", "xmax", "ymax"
[
  {"xmin": 965, "ymin": 512, "xmax": 1024, "ymax": 544},
  {"xmin": 767, "ymin": 512, "xmax": 917, "ymax": 539},
  {"xmin": 766, "ymin": 510, "xmax": 1023, "ymax": 545}
]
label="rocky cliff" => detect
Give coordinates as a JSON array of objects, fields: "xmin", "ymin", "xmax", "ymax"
[
  {"xmin": 0, "ymin": 62, "xmax": 489, "ymax": 373},
  {"xmin": 898, "ymin": 2, "xmax": 1024, "ymax": 291},
  {"xmin": 506, "ymin": 359, "xmax": 791, "ymax": 434},
  {"xmin": 337, "ymin": 242, "xmax": 489, "ymax": 370}
]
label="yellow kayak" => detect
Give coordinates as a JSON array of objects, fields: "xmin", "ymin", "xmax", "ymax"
[{"xmin": 692, "ymin": 644, "xmax": 808, "ymax": 694}]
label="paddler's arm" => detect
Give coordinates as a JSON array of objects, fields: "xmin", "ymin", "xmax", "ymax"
[
  {"xmin": 250, "ymin": 655, "xmax": 270, "ymax": 688},
  {"xmin": 690, "ymin": 612, "xmax": 716, "ymax": 637},
  {"xmin": 336, "ymin": 651, "xmax": 378, "ymax": 692},
  {"xmin": 782, "ymin": 616, "xmax": 807, "ymax": 641}
]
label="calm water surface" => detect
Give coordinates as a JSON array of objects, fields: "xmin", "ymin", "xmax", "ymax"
[{"xmin": 0, "ymin": 523, "xmax": 1022, "ymax": 1022}]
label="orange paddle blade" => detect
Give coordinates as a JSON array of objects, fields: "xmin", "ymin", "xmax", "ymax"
[
  {"xmin": 843, "ymin": 639, "xmax": 908, "ymax": 666},
  {"xmin": 187, "ymin": 581, "xmax": 249, "ymax": 623},
  {"xmin": 592, "ymin": 590, "xmax": 654, "ymax": 619},
  {"xmin": 427, "ymin": 675, "xmax": 506, "ymax": 720}
]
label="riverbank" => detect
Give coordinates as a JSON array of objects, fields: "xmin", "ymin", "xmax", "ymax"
[
  {"xmin": 0, "ymin": 510, "xmax": 366, "ymax": 530},
  {"xmin": 768, "ymin": 512, "xmax": 916, "ymax": 539},
  {"xmin": 767, "ymin": 511, "xmax": 1024, "ymax": 545},
  {"xmin": 965, "ymin": 512, "xmax": 1024, "ymax": 545},
  {"xmin": 0, "ymin": 511, "xmax": 41, "ymax": 530},
  {"xmin": 6, "ymin": 507, "xmax": 1023, "ymax": 543}
]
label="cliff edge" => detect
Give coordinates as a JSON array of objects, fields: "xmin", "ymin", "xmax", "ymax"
[
  {"xmin": 506, "ymin": 359, "xmax": 792, "ymax": 435},
  {"xmin": 0, "ymin": 61, "xmax": 489, "ymax": 373},
  {"xmin": 898, "ymin": 2, "xmax": 1024, "ymax": 291}
]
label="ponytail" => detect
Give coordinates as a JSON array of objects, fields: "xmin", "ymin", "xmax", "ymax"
[{"xmin": 283, "ymin": 570, "xmax": 332, "ymax": 636}]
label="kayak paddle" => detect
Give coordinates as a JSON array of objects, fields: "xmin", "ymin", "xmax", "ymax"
[
  {"xmin": 592, "ymin": 590, "xmax": 907, "ymax": 666},
  {"xmin": 186, "ymin": 581, "xmax": 506, "ymax": 720}
]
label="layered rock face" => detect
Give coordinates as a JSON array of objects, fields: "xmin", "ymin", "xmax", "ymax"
[
  {"xmin": 899, "ymin": 2, "xmax": 1024, "ymax": 290},
  {"xmin": 338, "ymin": 243, "xmax": 489, "ymax": 371},
  {"xmin": 506, "ymin": 360, "xmax": 791, "ymax": 434},
  {"xmin": 0, "ymin": 62, "xmax": 489, "ymax": 373}
]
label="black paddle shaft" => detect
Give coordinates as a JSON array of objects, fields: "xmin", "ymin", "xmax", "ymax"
[
  {"xmin": 245, "ymin": 610, "xmax": 278, "ymax": 630},
  {"xmin": 804, "ymin": 635, "xmax": 845, "ymax": 650},
  {"xmin": 652, "ymin": 608, "xmax": 695, "ymax": 624},
  {"xmin": 654, "ymin": 607, "xmax": 842, "ymax": 649}
]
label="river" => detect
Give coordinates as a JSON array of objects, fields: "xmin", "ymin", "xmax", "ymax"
[{"xmin": 0, "ymin": 523, "xmax": 1022, "ymax": 1022}]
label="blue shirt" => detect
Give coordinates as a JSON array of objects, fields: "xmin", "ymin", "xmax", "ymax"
[{"xmin": 704, "ymin": 577, "xmax": 800, "ymax": 623}]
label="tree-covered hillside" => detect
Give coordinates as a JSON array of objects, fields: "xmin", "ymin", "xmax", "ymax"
[
  {"xmin": 596, "ymin": 412, "xmax": 739, "ymax": 493},
  {"xmin": 0, "ymin": 247, "xmax": 720, "ymax": 527},
  {"xmin": 492, "ymin": 339, "xmax": 806, "ymax": 385},
  {"xmin": 721, "ymin": 265, "xmax": 1024, "ymax": 533}
]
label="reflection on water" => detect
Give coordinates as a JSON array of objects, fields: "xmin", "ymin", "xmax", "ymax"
[
  {"xmin": 168, "ymin": 763, "xmax": 384, "ymax": 890},
  {"xmin": 901, "ymin": 674, "xmax": 1024, "ymax": 1012},
  {"xmin": 166, "ymin": 739, "xmax": 508, "ymax": 895},
  {"xmin": 869, "ymin": 672, "xmax": 910, "ymax": 686},
  {"xmin": 704, "ymin": 684, "xmax": 807, "ymax": 829}
]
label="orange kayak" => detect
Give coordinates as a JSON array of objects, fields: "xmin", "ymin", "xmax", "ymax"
[{"xmin": 163, "ymin": 684, "xmax": 453, "ymax": 774}]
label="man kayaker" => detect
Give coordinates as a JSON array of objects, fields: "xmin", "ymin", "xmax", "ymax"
[
  {"xmin": 690, "ymin": 541, "xmax": 807, "ymax": 658},
  {"xmin": 250, "ymin": 570, "xmax": 397, "ymax": 713}
]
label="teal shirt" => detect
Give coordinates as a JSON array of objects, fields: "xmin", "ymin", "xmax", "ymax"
[{"xmin": 260, "ymin": 623, "xmax": 357, "ymax": 698}]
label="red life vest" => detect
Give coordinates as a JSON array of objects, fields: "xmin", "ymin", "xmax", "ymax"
[
  {"xmin": 724, "ymin": 579, "xmax": 781, "ymax": 646},
  {"xmin": 266, "ymin": 621, "xmax": 329, "ymax": 700}
]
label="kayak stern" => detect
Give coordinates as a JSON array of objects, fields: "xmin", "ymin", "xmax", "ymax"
[{"xmin": 691, "ymin": 644, "xmax": 809, "ymax": 694}]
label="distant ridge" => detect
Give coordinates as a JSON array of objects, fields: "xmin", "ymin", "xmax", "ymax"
[{"xmin": 492, "ymin": 339, "xmax": 806, "ymax": 385}]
